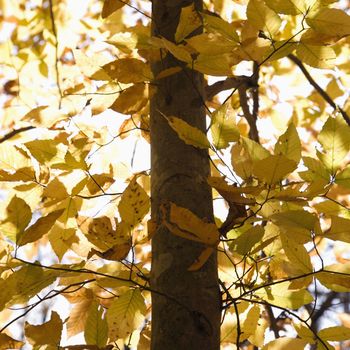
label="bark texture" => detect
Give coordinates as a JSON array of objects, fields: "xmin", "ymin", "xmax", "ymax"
[{"xmin": 150, "ymin": 1, "xmax": 221, "ymax": 349}]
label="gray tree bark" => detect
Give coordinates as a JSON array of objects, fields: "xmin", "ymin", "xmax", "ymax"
[{"xmin": 150, "ymin": 1, "xmax": 221, "ymax": 349}]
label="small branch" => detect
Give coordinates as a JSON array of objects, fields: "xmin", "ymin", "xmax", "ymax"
[
  {"xmin": 48, "ymin": 0, "xmax": 63, "ymax": 108},
  {"xmin": 238, "ymin": 84, "xmax": 260, "ymax": 143},
  {"xmin": 251, "ymin": 62, "xmax": 260, "ymax": 122},
  {"xmin": 205, "ymin": 76, "xmax": 251, "ymax": 101},
  {"xmin": 288, "ymin": 54, "xmax": 350, "ymax": 126},
  {"xmin": 0, "ymin": 126, "xmax": 35, "ymax": 144}
]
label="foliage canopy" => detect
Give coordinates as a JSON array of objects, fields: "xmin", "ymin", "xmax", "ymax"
[{"xmin": 1, "ymin": 0, "xmax": 350, "ymax": 349}]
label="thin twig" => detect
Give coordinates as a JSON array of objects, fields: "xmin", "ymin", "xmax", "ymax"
[{"xmin": 288, "ymin": 53, "xmax": 350, "ymax": 126}]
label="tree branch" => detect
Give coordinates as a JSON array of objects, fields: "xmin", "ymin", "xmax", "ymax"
[
  {"xmin": 0, "ymin": 126, "xmax": 35, "ymax": 144},
  {"xmin": 205, "ymin": 76, "xmax": 250, "ymax": 101},
  {"xmin": 288, "ymin": 54, "xmax": 350, "ymax": 126}
]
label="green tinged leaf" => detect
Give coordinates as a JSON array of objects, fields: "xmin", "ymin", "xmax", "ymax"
[
  {"xmin": 335, "ymin": 166, "xmax": 350, "ymax": 189},
  {"xmin": 280, "ymin": 233, "xmax": 312, "ymax": 273},
  {"xmin": 210, "ymin": 103, "xmax": 240, "ymax": 149},
  {"xmin": 0, "ymin": 264, "xmax": 59, "ymax": 311},
  {"xmin": 317, "ymin": 262, "xmax": 350, "ymax": 291},
  {"xmin": 269, "ymin": 210, "xmax": 317, "ymax": 243},
  {"xmin": 84, "ymin": 302, "xmax": 108, "ymax": 347},
  {"xmin": 106, "ymin": 289, "xmax": 146, "ymax": 340},
  {"xmin": 296, "ymin": 43, "xmax": 336, "ymax": 69},
  {"xmin": 317, "ymin": 115, "xmax": 350, "ymax": 173},
  {"xmin": 254, "ymin": 281, "xmax": 313, "ymax": 309},
  {"xmin": 274, "ymin": 123, "xmax": 301, "ymax": 163},
  {"xmin": 264, "ymin": 0, "xmax": 307, "ymax": 15},
  {"xmin": 318, "ymin": 326, "xmax": 350, "ymax": 341},
  {"xmin": 253, "ymin": 154, "xmax": 297, "ymax": 184},
  {"xmin": 233, "ymin": 225, "xmax": 265, "ymax": 255},
  {"xmin": 307, "ymin": 8, "xmax": 350, "ymax": 37},
  {"xmin": 247, "ymin": 0, "xmax": 282, "ymax": 37}
]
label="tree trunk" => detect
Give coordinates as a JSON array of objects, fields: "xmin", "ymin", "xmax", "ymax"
[{"xmin": 150, "ymin": 1, "xmax": 221, "ymax": 349}]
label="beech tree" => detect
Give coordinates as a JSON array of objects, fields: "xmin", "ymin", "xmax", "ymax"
[{"xmin": 1, "ymin": 0, "xmax": 350, "ymax": 349}]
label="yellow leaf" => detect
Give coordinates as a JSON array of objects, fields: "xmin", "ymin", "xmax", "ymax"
[
  {"xmin": 317, "ymin": 262, "xmax": 350, "ymax": 292},
  {"xmin": 77, "ymin": 216, "xmax": 120, "ymax": 251},
  {"xmin": 21, "ymin": 106, "xmax": 67, "ymax": 128},
  {"xmin": 318, "ymin": 326, "xmax": 350, "ymax": 341},
  {"xmin": 262, "ymin": 338, "xmax": 308, "ymax": 350},
  {"xmin": 25, "ymin": 140, "xmax": 57, "ymax": 164},
  {"xmin": 188, "ymin": 247, "xmax": 214, "ymax": 271},
  {"xmin": 43, "ymin": 177, "xmax": 69, "ymax": 200},
  {"xmin": 274, "ymin": 123, "xmax": 301, "ymax": 163},
  {"xmin": 294, "ymin": 322, "xmax": 316, "ymax": 343},
  {"xmin": 326, "ymin": 79, "xmax": 344, "ymax": 100},
  {"xmin": 299, "ymin": 156, "xmax": 330, "ymax": 182},
  {"xmin": 208, "ymin": 176, "xmax": 261, "ymax": 203},
  {"xmin": 160, "ymin": 37, "xmax": 192, "ymax": 63},
  {"xmin": 264, "ymin": 0, "xmax": 307, "ymax": 15},
  {"xmin": 65, "ymin": 288, "xmax": 94, "ymax": 338},
  {"xmin": 254, "ymin": 281, "xmax": 313, "ymax": 309},
  {"xmin": 307, "ymin": 8, "xmax": 350, "ymax": 37},
  {"xmin": 186, "ymin": 33, "xmax": 237, "ymax": 56},
  {"xmin": 110, "ymin": 83, "xmax": 148, "ymax": 115},
  {"xmin": 102, "ymin": 58, "xmax": 152, "ymax": 83},
  {"xmin": 88, "ymin": 241, "xmax": 131, "ymax": 261},
  {"xmin": 192, "ymin": 52, "xmax": 240, "ymax": 76},
  {"xmin": 247, "ymin": 0, "xmax": 282, "ymax": 36},
  {"xmin": 49, "ymin": 226, "xmax": 79, "ymax": 260},
  {"xmin": 296, "ymin": 43, "xmax": 336, "ymax": 69},
  {"xmin": 84, "ymin": 301, "xmax": 108, "ymax": 347},
  {"xmin": 231, "ymin": 138, "xmax": 270, "ymax": 180},
  {"xmin": 73, "ymin": 49, "xmax": 111, "ymax": 80},
  {"xmin": 162, "ymin": 202, "xmax": 219, "ymax": 246},
  {"xmin": 0, "ymin": 167, "xmax": 36, "ymax": 182},
  {"xmin": 0, "ymin": 265, "xmax": 58, "ymax": 311},
  {"xmin": 175, "ymin": 3, "xmax": 202, "ymax": 43},
  {"xmin": 317, "ymin": 115, "xmax": 350, "ymax": 173},
  {"xmin": 280, "ymin": 233, "xmax": 313, "ymax": 273},
  {"xmin": 89, "ymin": 82, "xmax": 120, "ymax": 116},
  {"xmin": 166, "ymin": 116, "xmax": 210, "ymax": 149},
  {"xmin": 118, "ymin": 177, "xmax": 149, "ymax": 227},
  {"xmin": 202, "ymin": 12, "xmax": 239, "ymax": 42},
  {"xmin": 18, "ymin": 209, "xmax": 64, "ymax": 246},
  {"xmin": 0, "ymin": 144, "xmax": 32, "ymax": 171},
  {"xmin": 253, "ymin": 154, "xmax": 297, "ymax": 184},
  {"xmin": 0, "ymin": 334, "xmax": 24, "ymax": 350},
  {"xmin": 269, "ymin": 210, "xmax": 317, "ymax": 243},
  {"xmin": 210, "ymin": 103, "xmax": 240, "ymax": 149},
  {"xmin": 156, "ymin": 66, "xmax": 182, "ymax": 80},
  {"xmin": 107, "ymin": 289, "xmax": 146, "ymax": 340},
  {"xmin": 25, "ymin": 311, "xmax": 63, "ymax": 346},
  {"xmin": 101, "ymin": 0, "xmax": 128, "ymax": 19},
  {"xmin": 0, "ymin": 195, "xmax": 32, "ymax": 242},
  {"xmin": 86, "ymin": 173, "xmax": 114, "ymax": 194}
]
